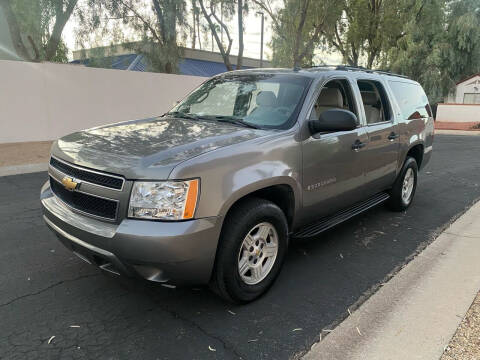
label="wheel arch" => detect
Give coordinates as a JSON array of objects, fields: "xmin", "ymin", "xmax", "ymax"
[
  {"xmin": 219, "ymin": 181, "xmax": 298, "ymax": 233},
  {"xmin": 406, "ymin": 143, "xmax": 424, "ymax": 170}
]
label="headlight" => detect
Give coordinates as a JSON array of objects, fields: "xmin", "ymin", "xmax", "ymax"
[{"xmin": 128, "ymin": 179, "xmax": 199, "ymax": 220}]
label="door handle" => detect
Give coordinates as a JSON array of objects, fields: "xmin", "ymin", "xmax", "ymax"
[
  {"xmin": 352, "ymin": 140, "xmax": 366, "ymax": 151},
  {"xmin": 388, "ymin": 132, "xmax": 399, "ymax": 140}
]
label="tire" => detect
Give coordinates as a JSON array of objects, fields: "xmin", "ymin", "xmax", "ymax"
[
  {"xmin": 210, "ymin": 197, "xmax": 288, "ymax": 303},
  {"xmin": 388, "ymin": 157, "xmax": 418, "ymax": 211}
]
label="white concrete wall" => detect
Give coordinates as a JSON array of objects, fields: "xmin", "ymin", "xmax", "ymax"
[
  {"xmin": 436, "ymin": 104, "xmax": 480, "ymax": 123},
  {"xmin": 0, "ymin": 60, "xmax": 206, "ymax": 143}
]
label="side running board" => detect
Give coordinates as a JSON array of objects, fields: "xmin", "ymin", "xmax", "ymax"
[{"xmin": 293, "ymin": 192, "xmax": 390, "ymax": 238}]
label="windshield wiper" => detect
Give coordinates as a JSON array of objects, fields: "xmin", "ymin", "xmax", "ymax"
[
  {"xmin": 164, "ymin": 111, "xmax": 200, "ymax": 121},
  {"xmin": 213, "ymin": 116, "xmax": 261, "ymax": 129},
  {"xmin": 164, "ymin": 112, "xmax": 260, "ymax": 129}
]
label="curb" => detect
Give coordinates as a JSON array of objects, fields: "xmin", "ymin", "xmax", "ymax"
[
  {"xmin": 435, "ymin": 129, "xmax": 480, "ymax": 136},
  {"xmin": 0, "ymin": 163, "xmax": 48, "ymax": 177},
  {"xmin": 303, "ymin": 200, "xmax": 480, "ymax": 360}
]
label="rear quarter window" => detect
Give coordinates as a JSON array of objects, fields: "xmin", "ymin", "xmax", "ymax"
[{"xmin": 388, "ymin": 81, "xmax": 431, "ymax": 120}]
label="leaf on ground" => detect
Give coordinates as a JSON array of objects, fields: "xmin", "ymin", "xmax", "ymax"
[
  {"xmin": 208, "ymin": 345, "xmax": 216, "ymax": 352},
  {"xmin": 227, "ymin": 310, "xmax": 236, "ymax": 315},
  {"xmin": 48, "ymin": 336, "xmax": 55, "ymax": 344},
  {"xmin": 69, "ymin": 325, "xmax": 80, "ymax": 328},
  {"xmin": 292, "ymin": 328, "xmax": 303, "ymax": 332},
  {"xmin": 356, "ymin": 327, "xmax": 362, "ymax": 336}
]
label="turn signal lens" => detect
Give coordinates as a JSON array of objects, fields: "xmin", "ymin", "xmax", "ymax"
[{"xmin": 182, "ymin": 179, "xmax": 199, "ymax": 219}]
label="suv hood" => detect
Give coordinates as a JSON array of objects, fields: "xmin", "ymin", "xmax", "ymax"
[{"xmin": 51, "ymin": 117, "xmax": 267, "ymax": 179}]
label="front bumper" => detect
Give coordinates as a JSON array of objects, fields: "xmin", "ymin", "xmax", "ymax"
[{"xmin": 41, "ymin": 181, "xmax": 222, "ymax": 284}]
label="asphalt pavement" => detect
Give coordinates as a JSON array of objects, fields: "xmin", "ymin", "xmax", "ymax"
[{"xmin": 1, "ymin": 134, "xmax": 480, "ymax": 360}]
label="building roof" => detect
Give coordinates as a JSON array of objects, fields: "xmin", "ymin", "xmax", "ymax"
[
  {"xmin": 179, "ymin": 58, "xmax": 251, "ymax": 76},
  {"xmin": 70, "ymin": 53, "xmax": 253, "ymax": 77},
  {"xmin": 456, "ymin": 73, "xmax": 480, "ymax": 85}
]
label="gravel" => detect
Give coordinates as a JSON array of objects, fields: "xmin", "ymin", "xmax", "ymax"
[{"xmin": 441, "ymin": 291, "xmax": 480, "ymax": 360}]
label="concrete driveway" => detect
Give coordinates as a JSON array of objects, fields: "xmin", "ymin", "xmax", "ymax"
[{"xmin": 1, "ymin": 134, "xmax": 480, "ymax": 359}]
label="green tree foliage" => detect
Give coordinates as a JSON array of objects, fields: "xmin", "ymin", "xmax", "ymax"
[
  {"xmin": 386, "ymin": 0, "xmax": 480, "ymax": 103},
  {"xmin": 0, "ymin": 0, "xmax": 77, "ymax": 62},
  {"xmin": 321, "ymin": 0, "xmax": 414, "ymax": 68},
  {"xmin": 86, "ymin": 0, "xmax": 187, "ymax": 74},
  {"xmin": 254, "ymin": 0, "xmax": 342, "ymax": 68},
  {"xmin": 443, "ymin": 0, "xmax": 480, "ymax": 83},
  {"xmin": 265, "ymin": 0, "xmax": 479, "ymax": 102}
]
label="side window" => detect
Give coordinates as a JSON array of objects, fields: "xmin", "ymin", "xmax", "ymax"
[
  {"xmin": 309, "ymin": 79, "xmax": 357, "ymax": 121},
  {"xmin": 388, "ymin": 81, "xmax": 431, "ymax": 120},
  {"xmin": 357, "ymin": 80, "xmax": 392, "ymax": 124}
]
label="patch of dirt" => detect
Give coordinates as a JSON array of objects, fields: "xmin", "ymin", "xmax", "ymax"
[
  {"xmin": 441, "ymin": 291, "xmax": 480, "ymax": 360},
  {"xmin": 435, "ymin": 121, "xmax": 480, "ymax": 131},
  {"xmin": 0, "ymin": 141, "xmax": 53, "ymax": 167}
]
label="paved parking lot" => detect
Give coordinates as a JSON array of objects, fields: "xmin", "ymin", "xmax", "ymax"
[{"xmin": 1, "ymin": 134, "xmax": 480, "ymax": 360}]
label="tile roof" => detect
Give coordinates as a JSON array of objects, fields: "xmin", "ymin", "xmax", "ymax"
[{"xmin": 71, "ymin": 53, "xmax": 252, "ymax": 77}]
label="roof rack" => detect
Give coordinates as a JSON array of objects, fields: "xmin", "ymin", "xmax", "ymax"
[{"xmin": 307, "ymin": 64, "xmax": 410, "ymax": 79}]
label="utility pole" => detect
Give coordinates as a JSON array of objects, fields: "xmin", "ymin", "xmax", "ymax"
[{"xmin": 256, "ymin": 11, "xmax": 264, "ymax": 68}]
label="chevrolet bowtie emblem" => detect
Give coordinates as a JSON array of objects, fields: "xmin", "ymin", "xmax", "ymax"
[{"xmin": 61, "ymin": 176, "xmax": 80, "ymax": 191}]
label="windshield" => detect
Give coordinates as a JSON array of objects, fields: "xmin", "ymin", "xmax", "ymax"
[{"xmin": 169, "ymin": 73, "xmax": 312, "ymax": 129}]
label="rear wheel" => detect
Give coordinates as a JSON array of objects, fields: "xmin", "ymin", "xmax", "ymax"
[
  {"xmin": 210, "ymin": 198, "xmax": 288, "ymax": 303},
  {"xmin": 388, "ymin": 157, "xmax": 418, "ymax": 211}
]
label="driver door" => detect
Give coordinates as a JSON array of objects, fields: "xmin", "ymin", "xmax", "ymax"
[{"xmin": 301, "ymin": 78, "xmax": 369, "ymax": 224}]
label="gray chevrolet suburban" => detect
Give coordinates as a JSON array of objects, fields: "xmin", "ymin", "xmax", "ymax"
[{"xmin": 41, "ymin": 66, "xmax": 434, "ymax": 303}]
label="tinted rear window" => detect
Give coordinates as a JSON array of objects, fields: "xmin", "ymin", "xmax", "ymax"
[{"xmin": 388, "ymin": 81, "xmax": 431, "ymax": 120}]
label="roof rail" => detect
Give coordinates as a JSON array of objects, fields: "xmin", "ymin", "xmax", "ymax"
[{"xmin": 308, "ymin": 64, "xmax": 410, "ymax": 79}]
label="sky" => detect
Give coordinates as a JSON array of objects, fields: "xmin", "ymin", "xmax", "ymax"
[
  {"xmin": 61, "ymin": 0, "xmax": 342, "ymax": 64},
  {"xmin": 63, "ymin": 1, "xmax": 274, "ymax": 60}
]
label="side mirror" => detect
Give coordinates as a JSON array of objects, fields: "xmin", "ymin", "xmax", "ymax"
[{"xmin": 309, "ymin": 109, "xmax": 358, "ymax": 134}]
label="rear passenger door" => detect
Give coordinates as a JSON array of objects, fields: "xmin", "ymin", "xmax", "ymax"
[{"xmin": 356, "ymin": 79, "xmax": 400, "ymax": 195}]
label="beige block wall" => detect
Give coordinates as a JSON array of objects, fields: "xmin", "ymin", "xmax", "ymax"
[
  {"xmin": 0, "ymin": 60, "xmax": 206, "ymax": 144},
  {"xmin": 436, "ymin": 104, "xmax": 480, "ymax": 123}
]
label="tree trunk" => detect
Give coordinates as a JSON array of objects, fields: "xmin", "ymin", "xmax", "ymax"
[
  {"xmin": 192, "ymin": 0, "xmax": 196, "ymax": 49},
  {"xmin": 45, "ymin": 0, "xmax": 78, "ymax": 61},
  {"xmin": 198, "ymin": 0, "xmax": 233, "ymax": 71},
  {"xmin": 236, "ymin": 0, "xmax": 244, "ymax": 69},
  {"xmin": 152, "ymin": 0, "xmax": 180, "ymax": 73},
  {"xmin": 292, "ymin": 0, "xmax": 310, "ymax": 68},
  {"xmin": 196, "ymin": 10, "xmax": 202, "ymax": 49}
]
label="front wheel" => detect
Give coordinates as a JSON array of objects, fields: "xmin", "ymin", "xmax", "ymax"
[
  {"xmin": 210, "ymin": 198, "xmax": 288, "ymax": 303},
  {"xmin": 388, "ymin": 157, "xmax": 418, "ymax": 211}
]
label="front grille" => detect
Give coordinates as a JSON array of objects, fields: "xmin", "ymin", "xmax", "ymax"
[
  {"xmin": 50, "ymin": 157, "xmax": 124, "ymax": 190},
  {"xmin": 50, "ymin": 177, "xmax": 118, "ymax": 220}
]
